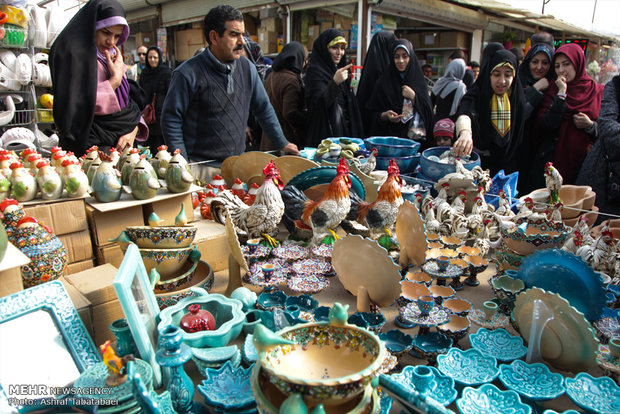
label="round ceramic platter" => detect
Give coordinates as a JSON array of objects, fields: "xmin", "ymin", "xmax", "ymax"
[
  {"xmin": 271, "ymin": 244, "xmax": 309, "ymax": 262},
  {"xmin": 389, "ymin": 365, "xmax": 457, "ymax": 406},
  {"xmin": 220, "ymin": 155, "xmax": 239, "ymax": 187},
  {"xmin": 401, "ymin": 302, "xmax": 450, "ymax": 327},
  {"xmin": 310, "ymin": 243, "xmax": 333, "ymax": 259},
  {"xmin": 513, "ymin": 287, "xmax": 599, "ymax": 372},
  {"xmin": 273, "ymin": 155, "xmax": 319, "ymax": 185},
  {"xmin": 422, "ymin": 261, "xmax": 463, "ymax": 279},
  {"xmin": 395, "ymin": 201, "xmax": 427, "ymax": 268},
  {"xmin": 231, "ymin": 151, "xmax": 277, "ymax": 184},
  {"xmin": 498, "ymin": 360, "xmax": 565, "ymax": 401},
  {"xmin": 596, "ymin": 344, "xmax": 620, "ymax": 373},
  {"xmin": 437, "ymin": 348, "xmax": 499, "ymax": 386},
  {"xmin": 593, "ymin": 314, "xmax": 620, "ymax": 341},
  {"xmin": 469, "ymin": 328, "xmax": 527, "ymax": 362},
  {"xmin": 468, "ymin": 309, "xmax": 510, "ymax": 330},
  {"xmin": 456, "ymin": 384, "xmax": 531, "ymax": 414},
  {"xmin": 565, "ymin": 372, "xmax": 620, "ymax": 414},
  {"xmin": 291, "ymin": 258, "xmax": 331, "ymax": 275},
  {"xmin": 517, "ymin": 249, "xmax": 605, "ymax": 321},
  {"xmin": 286, "ymin": 274, "xmax": 329, "ymax": 294}
]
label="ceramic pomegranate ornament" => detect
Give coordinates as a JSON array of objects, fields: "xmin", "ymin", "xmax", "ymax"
[
  {"xmin": 164, "ymin": 149, "xmax": 193, "ymax": 193},
  {"xmin": 0, "ymin": 198, "xmax": 25, "ymax": 241},
  {"xmin": 9, "ymin": 162, "xmax": 37, "ymax": 202},
  {"xmin": 91, "ymin": 151, "xmax": 122, "ymax": 202},
  {"xmin": 180, "ymin": 304, "xmax": 216, "ymax": 333},
  {"xmin": 36, "ymin": 160, "xmax": 62, "ymax": 200}
]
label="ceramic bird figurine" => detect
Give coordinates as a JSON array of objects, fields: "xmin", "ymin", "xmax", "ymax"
[
  {"xmin": 0, "ymin": 171, "xmax": 10, "ymax": 201},
  {"xmin": 51, "ymin": 150, "xmax": 67, "ymax": 175},
  {"xmin": 252, "ymin": 324, "xmax": 296, "ymax": 355},
  {"xmin": 91, "ymin": 151, "xmax": 122, "ymax": 203},
  {"xmin": 61, "ymin": 159, "xmax": 89, "ymax": 198},
  {"xmin": 25, "ymin": 153, "xmax": 42, "ymax": 175},
  {"xmin": 85, "ymin": 157, "xmax": 102, "ymax": 185},
  {"xmin": 495, "ymin": 189, "xmax": 514, "ymax": 217},
  {"xmin": 148, "ymin": 212, "xmax": 164, "ymax": 227},
  {"xmin": 231, "ymin": 178, "xmax": 247, "ymax": 199},
  {"xmin": 329, "ymin": 303, "xmax": 349, "ymax": 326},
  {"xmin": 175, "ymin": 203, "xmax": 188, "ymax": 226},
  {"xmin": 279, "ymin": 394, "xmax": 309, "ymax": 414},
  {"xmin": 210, "ymin": 174, "xmax": 228, "ymax": 192},
  {"xmin": 164, "ymin": 149, "xmax": 194, "ymax": 193},
  {"xmin": 120, "ymin": 148, "xmax": 140, "ymax": 185},
  {"xmin": 151, "ymin": 145, "xmax": 171, "ymax": 179},
  {"xmin": 545, "ymin": 162, "xmax": 563, "ymax": 204},
  {"xmin": 80, "ymin": 145, "xmax": 100, "ymax": 174},
  {"xmin": 0, "ymin": 153, "xmax": 13, "ymax": 177},
  {"xmin": 357, "ymin": 147, "xmax": 378, "ymax": 176},
  {"xmin": 109, "ymin": 230, "xmax": 132, "ymax": 251},
  {"xmin": 128, "ymin": 156, "xmax": 160, "ymax": 200},
  {"xmin": 108, "ymin": 147, "xmax": 120, "ymax": 166},
  {"xmin": 9, "ymin": 162, "xmax": 37, "ymax": 202},
  {"xmin": 36, "ymin": 160, "xmax": 62, "ymax": 200}
]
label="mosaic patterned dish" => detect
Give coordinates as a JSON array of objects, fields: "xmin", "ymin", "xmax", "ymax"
[
  {"xmin": 241, "ymin": 244, "xmax": 272, "ymax": 260},
  {"xmin": 388, "ymin": 365, "xmax": 457, "ymax": 406},
  {"xmin": 422, "ymin": 261, "xmax": 463, "ymax": 280},
  {"xmin": 498, "ymin": 360, "xmax": 565, "ymax": 401},
  {"xmin": 456, "ymin": 384, "xmax": 531, "ymax": 414},
  {"xmin": 291, "ymin": 258, "xmax": 332, "ymax": 275},
  {"xmin": 287, "ymin": 274, "xmax": 330, "ymax": 294},
  {"xmin": 125, "ymin": 225, "xmax": 197, "ymax": 249},
  {"xmin": 565, "ymin": 372, "xmax": 620, "ymax": 414},
  {"xmin": 501, "ymin": 217, "xmax": 568, "ymax": 256},
  {"xmin": 271, "ymin": 244, "xmax": 309, "ymax": 261},
  {"xmin": 594, "ymin": 311, "xmax": 620, "ymax": 342},
  {"xmin": 247, "ymin": 260, "xmax": 289, "ymax": 287},
  {"xmin": 242, "ymin": 334, "xmax": 258, "ymax": 365},
  {"xmin": 468, "ymin": 308, "xmax": 510, "ymax": 330},
  {"xmin": 469, "ymin": 328, "xmax": 527, "ymax": 362},
  {"xmin": 596, "ymin": 343, "xmax": 620, "ymax": 374},
  {"xmin": 400, "ymin": 302, "xmax": 450, "ymax": 327},
  {"xmin": 197, "ymin": 361, "xmax": 255, "ymax": 411},
  {"xmin": 311, "ymin": 243, "xmax": 333, "ymax": 259},
  {"xmin": 437, "ymin": 348, "xmax": 499, "ymax": 386}
]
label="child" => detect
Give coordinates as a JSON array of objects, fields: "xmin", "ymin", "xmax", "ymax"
[{"xmin": 433, "ymin": 118, "xmax": 455, "ymax": 147}]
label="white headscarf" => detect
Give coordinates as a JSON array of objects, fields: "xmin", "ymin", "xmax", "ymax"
[{"xmin": 432, "ymin": 58, "xmax": 467, "ymax": 116}]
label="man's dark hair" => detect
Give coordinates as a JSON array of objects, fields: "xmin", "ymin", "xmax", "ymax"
[
  {"xmin": 469, "ymin": 61, "xmax": 480, "ymax": 68},
  {"xmin": 531, "ymin": 31, "xmax": 555, "ymax": 50},
  {"xmin": 510, "ymin": 47, "xmax": 524, "ymax": 61},
  {"xmin": 203, "ymin": 5, "xmax": 243, "ymax": 45},
  {"xmin": 449, "ymin": 50, "xmax": 466, "ymax": 61},
  {"xmin": 422, "ymin": 64, "xmax": 432, "ymax": 71}
]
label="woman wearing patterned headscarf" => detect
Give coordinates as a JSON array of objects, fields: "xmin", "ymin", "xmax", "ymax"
[{"xmin": 50, "ymin": 0, "xmax": 147, "ymax": 156}]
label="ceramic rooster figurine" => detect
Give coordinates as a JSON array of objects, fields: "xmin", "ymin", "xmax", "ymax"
[
  {"xmin": 100, "ymin": 340, "xmax": 134, "ymax": 386},
  {"xmin": 281, "ymin": 158, "xmax": 352, "ymax": 245},
  {"xmin": 349, "ymin": 159, "xmax": 403, "ymax": 241},
  {"xmin": 210, "ymin": 161, "xmax": 285, "ymax": 247},
  {"xmin": 357, "ymin": 147, "xmax": 378, "ymax": 176},
  {"xmin": 545, "ymin": 162, "xmax": 563, "ymax": 204}
]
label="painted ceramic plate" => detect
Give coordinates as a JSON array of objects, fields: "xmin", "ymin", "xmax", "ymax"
[
  {"xmin": 513, "ymin": 287, "xmax": 599, "ymax": 372},
  {"xmin": 389, "ymin": 365, "xmax": 457, "ymax": 406},
  {"xmin": 565, "ymin": 372, "xmax": 620, "ymax": 414},
  {"xmin": 197, "ymin": 361, "xmax": 255, "ymax": 411},
  {"xmin": 469, "ymin": 328, "xmax": 527, "ymax": 362},
  {"xmin": 437, "ymin": 348, "xmax": 499, "ymax": 386},
  {"xmin": 291, "ymin": 258, "xmax": 331, "ymax": 275},
  {"xmin": 400, "ymin": 302, "xmax": 450, "ymax": 327},
  {"xmin": 395, "ymin": 201, "xmax": 427, "ymax": 268},
  {"xmin": 271, "ymin": 244, "xmax": 309, "ymax": 262},
  {"xmin": 310, "ymin": 243, "xmax": 333, "ymax": 259},
  {"xmin": 287, "ymin": 274, "xmax": 329, "ymax": 294},
  {"xmin": 241, "ymin": 244, "xmax": 272, "ymax": 260},
  {"xmin": 596, "ymin": 344, "xmax": 620, "ymax": 374},
  {"xmin": 594, "ymin": 313, "xmax": 620, "ymax": 342},
  {"xmin": 468, "ymin": 309, "xmax": 510, "ymax": 330},
  {"xmin": 246, "ymin": 260, "xmax": 289, "ymax": 287},
  {"xmin": 456, "ymin": 384, "xmax": 531, "ymax": 414},
  {"xmin": 499, "ymin": 360, "xmax": 565, "ymax": 401}
]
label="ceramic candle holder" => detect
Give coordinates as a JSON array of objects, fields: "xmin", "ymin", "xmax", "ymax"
[
  {"xmin": 436, "ymin": 256, "xmax": 450, "ymax": 272},
  {"xmin": 411, "ymin": 365, "xmax": 434, "ymax": 395},
  {"xmin": 417, "ymin": 295, "xmax": 435, "ymax": 317},
  {"xmin": 261, "ymin": 263, "xmax": 275, "ymax": 281},
  {"xmin": 483, "ymin": 301, "xmax": 498, "ymax": 321}
]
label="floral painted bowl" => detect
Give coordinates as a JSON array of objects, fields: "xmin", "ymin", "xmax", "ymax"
[
  {"xmin": 501, "ymin": 217, "xmax": 568, "ymax": 256},
  {"xmin": 154, "ymin": 260, "xmax": 214, "ymax": 309},
  {"xmin": 139, "ymin": 245, "xmax": 195, "ymax": 279},
  {"xmin": 125, "ymin": 225, "xmax": 197, "ymax": 249},
  {"xmin": 565, "ymin": 372, "xmax": 620, "ymax": 414},
  {"xmin": 442, "ymin": 298, "xmax": 473, "ymax": 317},
  {"xmin": 437, "ymin": 315, "xmax": 471, "ymax": 344},
  {"xmin": 456, "ymin": 384, "xmax": 531, "ymax": 414},
  {"xmin": 428, "ymin": 285, "xmax": 455, "ymax": 305},
  {"xmin": 499, "ymin": 360, "xmax": 565, "ymax": 401},
  {"xmin": 257, "ymin": 321, "xmax": 386, "ymax": 406},
  {"xmin": 437, "ymin": 348, "xmax": 499, "ymax": 386},
  {"xmin": 469, "ymin": 328, "xmax": 527, "ymax": 362},
  {"xmin": 441, "ymin": 236, "xmax": 464, "ymax": 249},
  {"xmin": 399, "ymin": 280, "xmax": 431, "ymax": 306},
  {"xmin": 378, "ymin": 329, "xmax": 415, "ymax": 356},
  {"xmin": 490, "ymin": 274, "xmax": 525, "ymax": 306},
  {"xmin": 388, "ymin": 365, "xmax": 457, "ymax": 406},
  {"xmin": 158, "ymin": 288, "xmax": 245, "ymax": 348},
  {"xmin": 197, "ymin": 361, "xmax": 255, "ymax": 411}
]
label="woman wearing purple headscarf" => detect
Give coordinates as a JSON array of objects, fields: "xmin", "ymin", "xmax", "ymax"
[{"xmin": 50, "ymin": 0, "xmax": 147, "ymax": 156}]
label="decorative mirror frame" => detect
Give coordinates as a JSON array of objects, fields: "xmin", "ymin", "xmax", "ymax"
[
  {"xmin": 113, "ymin": 243, "xmax": 162, "ymax": 388},
  {"xmin": 0, "ymin": 281, "xmax": 100, "ymax": 410}
]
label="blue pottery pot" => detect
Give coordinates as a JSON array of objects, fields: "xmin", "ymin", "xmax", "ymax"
[
  {"xmin": 419, "ymin": 147, "xmax": 481, "ymax": 182},
  {"xmin": 375, "ymin": 153, "xmax": 420, "ymax": 174},
  {"xmin": 365, "ymin": 136, "xmax": 420, "ymax": 157}
]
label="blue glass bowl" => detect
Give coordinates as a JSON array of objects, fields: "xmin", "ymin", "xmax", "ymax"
[
  {"xmin": 565, "ymin": 372, "xmax": 620, "ymax": 414},
  {"xmin": 365, "ymin": 136, "xmax": 421, "ymax": 157},
  {"xmin": 388, "ymin": 365, "xmax": 457, "ymax": 406},
  {"xmin": 378, "ymin": 329, "xmax": 415, "ymax": 355},
  {"xmin": 457, "ymin": 384, "xmax": 531, "ymax": 414},
  {"xmin": 437, "ymin": 348, "xmax": 499, "ymax": 386},
  {"xmin": 499, "ymin": 360, "xmax": 565, "ymax": 401},
  {"xmin": 197, "ymin": 361, "xmax": 255, "ymax": 411},
  {"xmin": 419, "ymin": 146, "xmax": 481, "ymax": 182},
  {"xmin": 469, "ymin": 328, "xmax": 527, "ymax": 362},
  {"xmin": 375, "ymin": 154, "xmax": 420, "ymax": 174}
]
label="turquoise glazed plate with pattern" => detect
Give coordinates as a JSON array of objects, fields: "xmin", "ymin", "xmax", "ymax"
[
  {"xmin": 456, "ymin": 384, "xmax": 531, "ymax": 414},
  {"xmin": 565, "ymin": 372, "xmax": 620, "ymax": 414},
  {"xmin": 499, "ymin": 360, "xmax": 565, "ymax": 401},
  {"xmin": 388, "ymin": 365, "xmax": 457, "ymax": 406},
  {"xmin": 469, "ymin": 328, "xmax": 527, "ymax": 362},
  {"xmin": 197, "ymin": 361, "xmax": 255, "ymax": 411},
  {"xmin": 437, "ymin": 348, "xmax": 498, "ymax": 386}
]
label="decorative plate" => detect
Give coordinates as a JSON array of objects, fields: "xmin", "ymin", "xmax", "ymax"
[
  {"xmin": 310, "ymin": 243, "xmax": 333, "ymax": 259},
  {"xmin": 389, "ymin": 365, "xmax": 457, "ymax": 406},
  {"xmin": 273, "ymin": 155, "xmax": 319, "ymax": 185},
  {"xmin": 241, "ymin": 244, "xmax": 271, "ymax": 260},
  {"xmin": 271, "ymin": 244, "xmax": 309, "ymax": 262},
  {"xmin": 499, "ymin": 360, "xmax": 565, "ymax": 401},
  {"xmin": 193, "ymin": 349, "xmax": 242, "ymax": 375},
  {"xmin": 230, "ymin": 151, "xmax": 277, "ymax": 184},
  {"xmin": 565, "ymin": 372, "xmax": 620, "ymax": 414},
  {"xmin": 246, "ymin": 260, "xmax": 289, "ymax": 287},
  {"xmin": 456, "ymin": 384, "xmax": 531, "ymax": 414},
  {"xmin": 395, "ymin": 201, "xmax": 427, "ymax": 268},
  {"xmin": 198, "ymin": 361, "xmax": 255, "ymax": 412},
  {"xmin": 468, "ymin": 309, "xmax": 510, "ymax": 330},
  {"xmin": 513, "ymin": 287, "xmax": 599, "ymax": 372},
  {"xmin": 596, "ymin": 344, "xmax": 620, "ymax": 374},
  {"xmin": 469, "ymin": 328, "xmax": 527, "ymax": 361},
  {"xmin": 437, "ymin": 348, "xmax": 499, "ymax": 386},
  {"xmin": 422, "ymin": 261, "xmax": 463, "ymax": 279},
  {"xmin": 291, "ymin": 258, "xmax": 331, "ymax": 275},
  {"xmin": 287, "ymin": 274, "xmax": 329, "ymax": 294},
  {"xmin": 593, "ymin": 312, "xmax": 620, "ymax": 342},
  {"xmin": 400, "ymin": 302, "xmax": 450, "ymax": 327},
  {"xmin": 517, "ymin": 249, "xmax": 605, "ymax": 321}
]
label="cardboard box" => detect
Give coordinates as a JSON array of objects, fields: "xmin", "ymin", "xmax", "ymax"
[
  {"xmin": 334, "ymin": 15, "xmax": 353, "ymax": 31},
  {"xmin": 401, "ymin": 33, "xmax": 420, "ymax": 49},
  {"xmin": 59, "ymin": 277, "xmax": 93, "ymax": 340},
  {"xmin": 58, "ymin": 229, "xmax": 94, "ymax": 263},
  {"xmin": 420, "ymin": 31, "xmax": 440, "ymax": 48},
  {"xmin": 142, "ymin": 192, "xmax": 194, "ymax": 227},
  {"xmin": 65, "ymin": 263, "xmax": 119, "ymax": 306},
  {"xmin": 24, "ymin": 199, "xmax": 88, "ymax": 236},
  {"xmin": 96, "ymin": 244, "xmax": 125, "ymax": 268},
  {"xmin": 261, "ymin": 17, "xmax": 282, "ymax": 33},
  {"xmin": 66, "ymin": 258, "xmax": 95, "ymax": 275},
  {"xmin": 320, "ymin": 21, "xmax": 333, "ymax": 33},
  {"xmin": 92, "ymin": 299, "xmax": 125, "ymax": 346},
  {"xmin": 193, "ymin": 220, "xmax": 228, "ymax": 272},
  {"xmin": 258, "ymin": 27, "xmax": 278, "ymax": 54},
  {"xmin": 308, "ymin": 25, "xmax": 320, "ymax": 50},
  {"xmin": 175, "ymin": 28, "xmax": 206, "ymax": 62},
  {"xmin": 439, "ymin": 31, "xmax": 469, "ymax": 49},
  {"xmin": 86, "ymin": 204, "xmax": 144, "ymax": 246}
]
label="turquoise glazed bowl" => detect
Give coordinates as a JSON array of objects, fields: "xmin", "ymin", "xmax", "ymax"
[
  {"xmin": 365, "ymin": 136, "xmax": 420, "ymax": 157},
  {"xmin": 457, "ymin": 384, "xmax": 531, "ymax": 414},
  {"xmin": 375, "ymin": 154, "xmax": 420, "ymax": 174},
  {"xmin": 419, "ymin": 146, "xmax": 481, "ymax": 182}
]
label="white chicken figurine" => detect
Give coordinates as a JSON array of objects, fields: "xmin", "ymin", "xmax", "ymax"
[
  {"xmin": 474, "ymin": 218, "xmax": 492, "ymax": 256},
  {"xmin": 545, "ymin": 162, "xmax": 563, "ymax": 204},
  {"xmin": 36, "ymin": 160, "xmax": 62, "ymax": 200},
  {"xmin": 495, "ymin": 189, "xmax": 515, "ymax": 217},
  {"xmin": 547, "ymin": 202, "xmax": 563, "ymax": 223},
  {"xmin": 61, "ymin": 159, "xmax": 89, "ymax": 198},
  {"xmin": 454, "ymin": 159, "xmax": 474, "ymax": 180},
  {"xmin": 472, "ymin": 165, "xmax": 492, "ymax": 192},
  {"xmin": 210, "ymin": 161, "xmax": 285, "ymax": 247},
  {"xmin": 450, "ymin": 190, "xmax": 468, "ymax": 216},
  {"xmin": 422, "ymin": 199, "xmax": 441, "ymax": 234},
  {"xmin": 357, "ymin": 147, "xmax": 378, "ymax": 176}
]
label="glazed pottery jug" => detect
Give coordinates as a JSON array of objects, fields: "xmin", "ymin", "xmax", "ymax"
[
  {"xmin": 156, "ymin": 325, "xmax": 194, "ymax": 414},
  {"xmin": 9, "ymin": 162, "xmax": 37, "ymax": 202},
  {"xmin": 36, "ymin": 160, "xmax": 62, "ymax": 200},
  {"xmin": 151, "ymin": 145, "xmax": 171, "ymax": 179},
  {"xmin": 61, "ymin": 159, "xmax": 89, "ymax": 198},
  {"xmin": 129, "ymin": 156, "xmax": 160, "ymax": 200},
  {"xmin": 109, "ymin": 318, "xmax": 138, "ymax": 357},
  {"xmin": 164, "ymin": 150, "xmax": 193, "ymax": 193},
  {"xmin": 91, "ymin": 152, "xmax": 122, "ymax": 203}
]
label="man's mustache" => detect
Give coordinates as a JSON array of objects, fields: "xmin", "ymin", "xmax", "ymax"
[{"xmin": 234, "ymin": 45, "xmax": 244, "ymax": 51}]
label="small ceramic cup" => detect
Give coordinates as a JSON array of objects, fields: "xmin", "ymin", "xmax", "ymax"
[
  {"xmin": 436, "ymin": 256, "xmax": 450, "ymax": 272},
  {"xmin": 411, "ymin": 365, "xmax": 434, "ymax": 395},
  {"xmin": 609, "ymin": 338, "xmax": 620, "ymax": 359},
  {"xmin": 417, "ymin": 295, "xmax": 435, "ymax": 317},
  {"xmin": 247, "ymin": 238, "xmax": 260, "ymax": 253},
  {"xmin": 285, "ymin": 304, "xmax": 301, "ymax": 318},
  {"xmin": 329, "ymin": 146, "xmax": 342, "ymax": 158},
  {"xmin": 483, "ymin": 300, "xmax": 498, "ymax": 321},
  {"xmin": 261, "ymin": 263, "xmax": 275, "ymax": 281}
]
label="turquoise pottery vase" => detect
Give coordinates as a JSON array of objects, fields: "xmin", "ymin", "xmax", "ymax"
[
  {"xmin": 156, "ymin": 325, "xmax": 194, "ymax": 414},
  {"xmin": 109, "ymin": 318, "xmax": 138, "ymax": 357}
]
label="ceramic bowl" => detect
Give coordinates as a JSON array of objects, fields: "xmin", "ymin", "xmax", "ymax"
[
  {"xmin": 375, "ymin": 154, "xmax": 420, "ymax": 174},
  {"xmin": 426, "ymin": 247, "xmax": 458, "ymax": 260},
  {"xmin": 259, "ymin": 309, "xmax": 307, "ymax": 332},
  {"xmin": 562, "ymin": 206, "xmax": 599, "ymax": 228},
  {"xmin": 388, "ymin": 365, "xmax": 457, "ymax": 406},
  {"xmin": 442, "ymin": 298, "xmax": 473, "ymax": 317},
  {"xmin": 258, "ymin": 322, "xmax": 386, "ymax": 406},
  {"xmin": 312, "ymin": 306, "xmax": 331, "ymax": 323},
  {"xmin": 197, "ymin": 361, "xmax": 255, "ymax": 411},
  {"xmin": 191, "ymin": 345, "xmax": 240, "ymax": 374},
  {"xmin": 429, "ymin": 285, "xmax": 455, "ymax": 304},
  {"xmin": 436, "ymin": 315, "xmax": 470, "ymax": 344},
  {"xmin": 496, "ymin": 243, "xmax": 525, "ymax": 270},
  {"xmin": 457, "ymin": 384, "xmax": 531, "ymax": 414},
  {"xmin": 347, "ymin": 312, "xmax": 386, "ymax": 333},
  {"xmin": 378, "ymin": 329, "xmax": 415, "ymax": 356},
  {"xmin": 419, "ymin": 147, "xmax": 481, "ymax": 182},
  {"xmin": 400, "ymin": 280, "xmax": 431, "ymax": 304},
  {"xmin": 400, "ymin": 175, "xmax": 432, "ymax": 201},
  {"xmin": 441, "ymin": 236, "xmax": 464, "ymax": 249},
  {"xmin": 426, "ymin": 233, "xmax": 441, "ymax": 242},
  {"xmin": 411, "ymin": 331, "xmax": 452, "ymax": 362},
  {"xmin": 154, "ymin": 260, "xmax": 214, "ymax": 309},
  {"xmin": 559, "ymin": 185, "xmax": 596, "ymax": 219},
  {"xmin": 243, "ymin": 334, "xmax": 259, "ymax": 365},
  {"xmin": 125, "ymin": 225, "xmax": 197, "ymax": 249},
  {"xmin": 437, "ymin": 348, "xmax": 499, "ymax": 386},
  {"xmin": 284, "ymin": 295, "xmax": 318, "ymax": 313},
  {"xmin": 139, "ymin": 245, "xmax": 194, "ymax": 279},
  {"xmin": 490, "ymin": 275, "xmax": 525, "ymax": 305},
  {"xmin": 565, "ymin": 372, "xmax": 620, "ymax": 414},
  {"xmin": 464, "ymin": 255, "xmax": 488, "ymax": 272},
  {"xmin": 499, "ymin": 360, "xmax": 565, "ymax": 401},
  {"xmin": 449, "ymin": 258, "xmax": 469, "ymax": 271},
  {"xmin": 364, "ymin": 136, "xmax": 420, "ymax": 157},
  {"xmin": 152, "ymin": 257, "xmax": 199, "ymax": 292},
  {"xmin": 501, "ymin": 217, "xmax": 568, "ymax": 256},
  {"xmin": 458, "ymin": 246, "xmax": 481, "ymax": 257},
  {"xmin": 405, "ymin": 270, "xmax": 432, "ymax": 286},
  {"xmin": 469, "ymin": 328, "xmax": 527, "ymax": 362},
  {"xmin": 256, "ymin": 290, "xmax": 288, "ymax": 311},
  {"xmin": 157, "ymin": 290, "xmax": 245, "ymax": 348},
  {"xmin": 286, "ymin": 165, "xmax": 366, "ymax": 200},
  {"xmin": 243, "ymin": 309, "xmax": 263, "ymax": 335}
]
